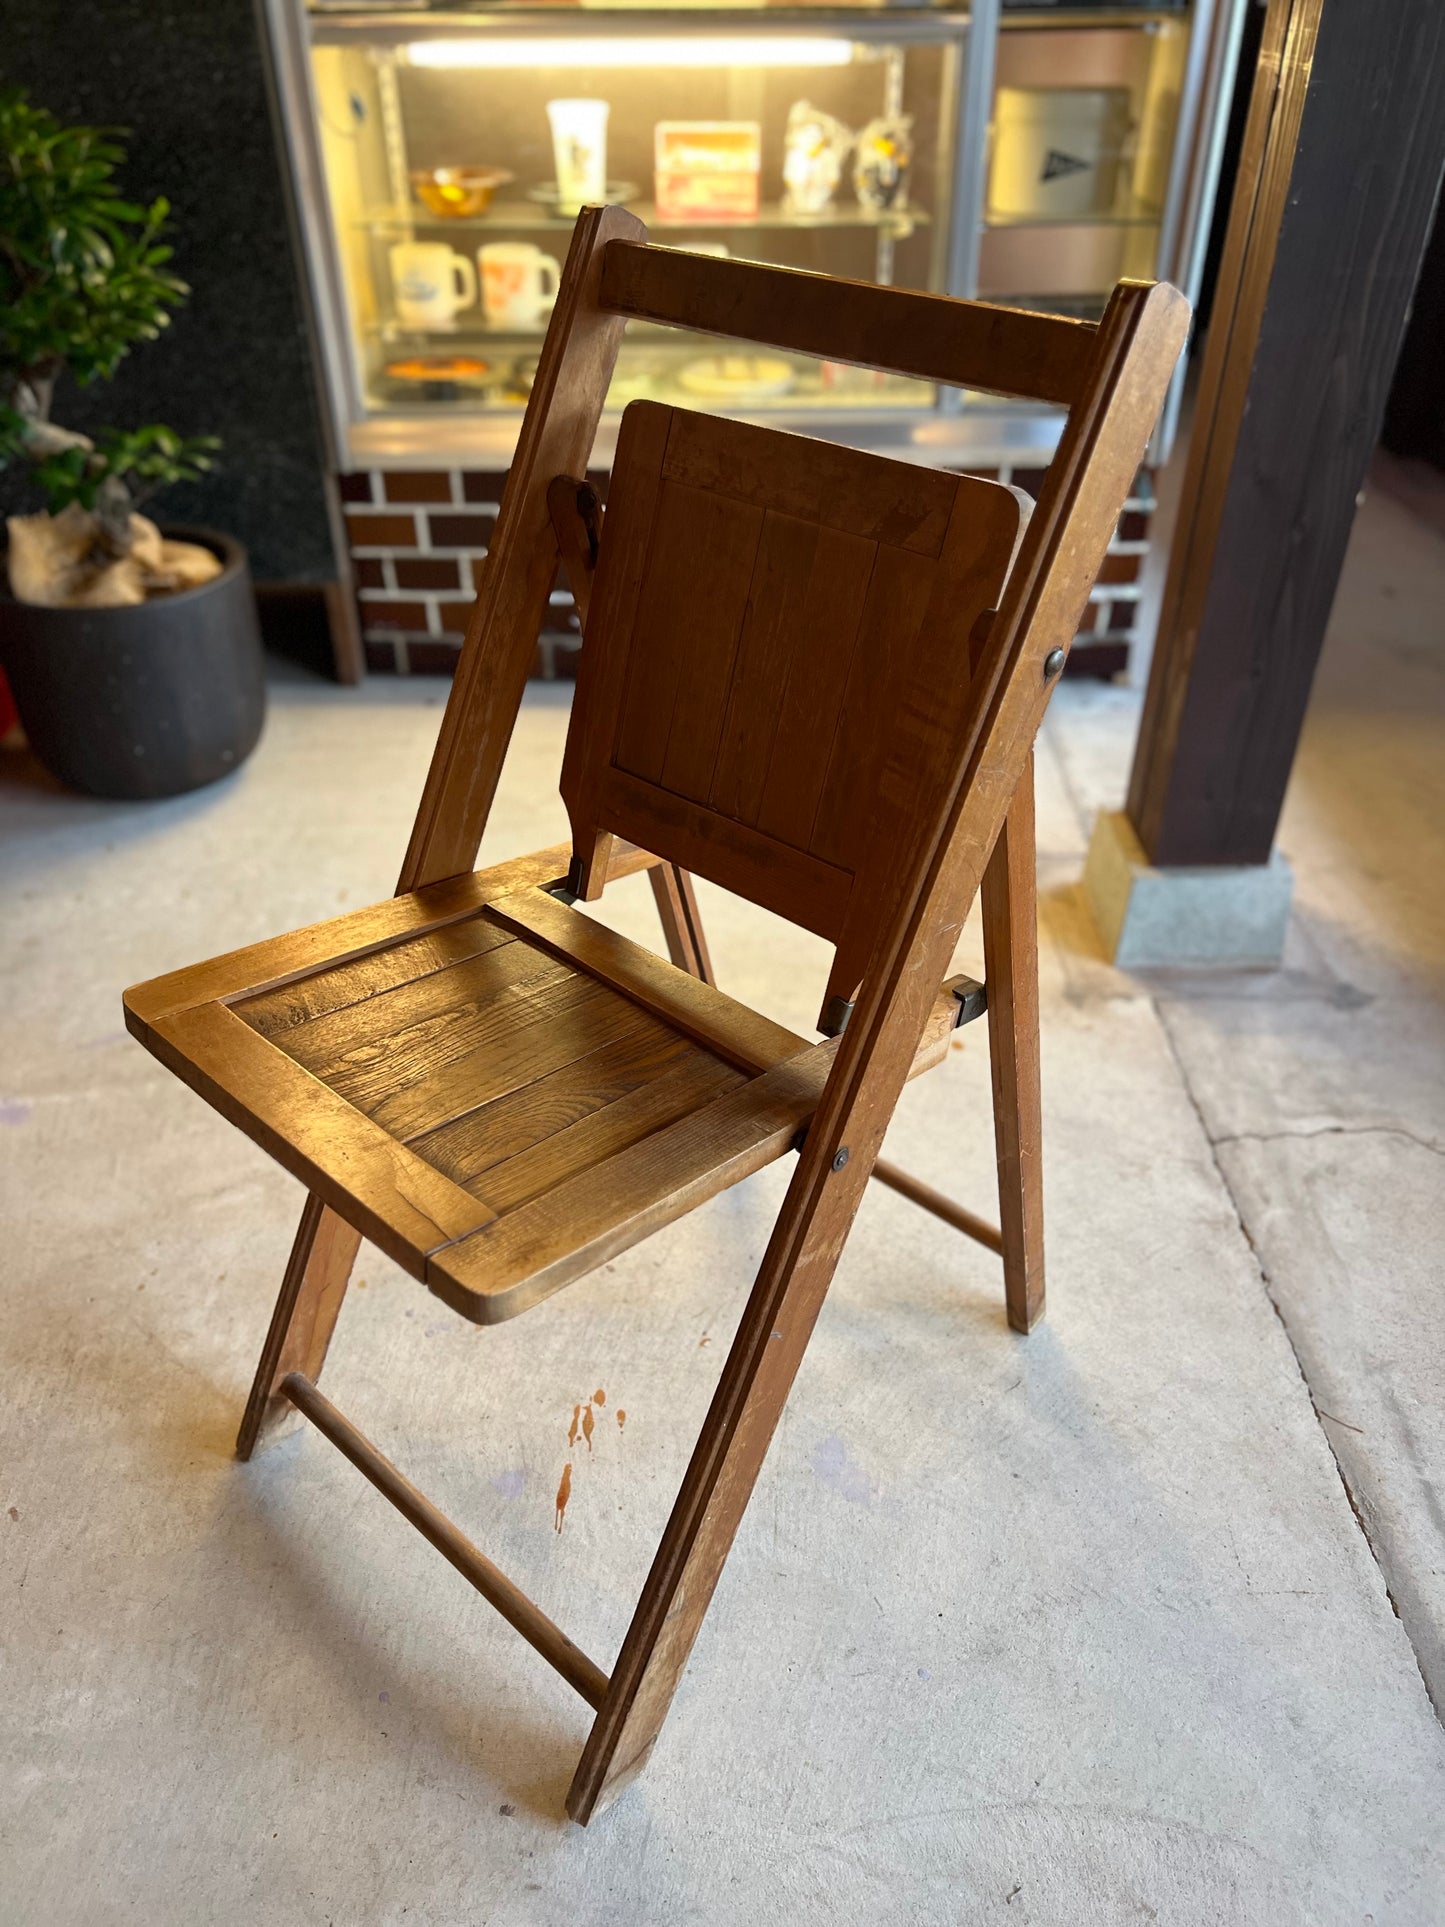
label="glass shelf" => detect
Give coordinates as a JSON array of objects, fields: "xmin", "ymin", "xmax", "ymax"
[{"xmin": 360, "ymin": 200, "xmax": 930, "ymax": 236}]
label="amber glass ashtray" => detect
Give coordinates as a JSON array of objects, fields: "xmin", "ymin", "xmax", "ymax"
[{"xmin": 412, "ymin": 167, "xmax": 515, "ymax": 218}]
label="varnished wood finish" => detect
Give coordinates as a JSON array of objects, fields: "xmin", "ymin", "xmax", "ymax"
[
  {"xmin": 123, "ymin": 229, "xmax": 1189, "ymax": 1824},
  {"xmin": 127, "ymin": 867, "xmax": 846, "ymax": 1327},
  {"xmin": 254, "ymin": 206, "xmax": 646, "ymax": 1409},
  {"xmin": 402, "ymin": 205, "xmax": 644, "ymax": 894},
  {"xmin": 981, "ymin": 759, "xmax": 1045, "ymax": 1331},
  {"xmin": 430, "ymin": 1043, "xmax": 835, "ymax": 1325},
  {"xmin": 648, "ymin": 864, "xmax": 715, "ymax": 986},
  {"xmin": 282, "ymin": 1373, "xmax": 610, "ymax": 1709},
  {"xmin": 869, "ymin": 1160, "xmax": 1003, "ymax": 1257},
  {"xmin": 563, "ymin": 402, "xmax": 1026, "ymax": 1025},
  {"xmin": 567, "ymin": 277, "xmax": 1190, "ymax": 1823},
  {"xmin": 123, "ymin": 845, "xmax": 575, "ymax": 1028},
  {"xmin": 599, "ymin": 243, "xmax": 1100, "ymax": 406},
  {"xmin": 483, "ymin": 886, "xmax": 806, "ymax": 1073},
  {"xmin": 236, "ymin": 1196, "xmax": 361, "ymax": 1459}
]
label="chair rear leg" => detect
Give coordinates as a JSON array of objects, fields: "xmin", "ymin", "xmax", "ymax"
[
  {"xmin": 980, "ymin": 754, "xmax": 1045, "ymax": 1334},
  {"xmin": 236, "ymin": 1195, "xmax": 361, "ymax": 1458},
  {"xmin": 649, "ymin": 862, "xmax": 715, "ymax": 985}
]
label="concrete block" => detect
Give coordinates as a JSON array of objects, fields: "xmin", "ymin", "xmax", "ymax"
[{"xmin": 1084, "ymin": 808, "xmax": 1294, "ymax": 968}]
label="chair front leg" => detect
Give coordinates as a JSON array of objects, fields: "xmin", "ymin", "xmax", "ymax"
[
  {"xmin": 236, "ymin": 1195, "xmax": 361, "ymax": 1458},
  {"xmin": 980, "ymin": 753, "xmax": 1045, "ymax": 1334}
]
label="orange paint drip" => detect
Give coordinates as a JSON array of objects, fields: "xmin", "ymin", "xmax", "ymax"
[
  {"xmin": 568, "ymin": 1403, "xmax": 583, "ymax": 1448},
  {"xmin": 593, "ymin": 1388, "xmax": 606, "ymax": 1406},
  {"xmin": 616, "ymin": 1409, "xmax": 626, "ymax": 1431},
  {"xmin": 554, "ymin": 1461, "xmax": 572, "ymax": 1533},
  {"xmin": 581, "ymin": 1404, "xmax": 595, "ymax": 1451}
]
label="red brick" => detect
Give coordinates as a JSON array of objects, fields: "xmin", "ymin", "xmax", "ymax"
[
  {"xmin": 428, "ymin": 512, "xmax": 495, "ymax": 549},
  {"xmin": 1068, "ymin": 639, "xmax": 1129, "ymax": 679},
  {"xmin": 407, "ymin": 640, "xmax": 463, "ymax": 675},
  {"xmin": 365, "ymin": 639, "xmax": 402, "ymax": 673},
  {"xmin": 346, "ymin": 511, "xmax": 417, "ymax": 548},
  {"xmin": 1106, "ymin": 599, "xmax": 1135, "ymax": 633},
  {"xmin": 434, "ymin": 600, "xmax": 477, "ymax": 638},
  {"xmin": 1098, "ymin": 552, "xmax": 1142, "ymax": 585},
  {"xmin": 394, "ymin": 557, "xmax": 461, "ymax": 591},
  {"xmin": 461, "ymin": 471, "xmax": 507, "ymax": 505},
  {"xmin": 361, "ymin": 598, "xmax": 429, "ymax": 632},
  {"xmin": 383, "ymin": 470, "xmax": 454, "ymax": 504},
  {"xmin": 1119, "ymin": 510, "xmax": 1150, "ymax": 542},
  {"xmin": 353, "ymin": 557, "xmax": 385, "ymax": 589},
  {"xmin": 338, "ymin": 472, "xmax": 374, "ymax": 504}
]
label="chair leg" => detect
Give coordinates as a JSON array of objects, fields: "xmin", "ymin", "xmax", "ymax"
[
  {"xmin": 648, "ymin": 862, "xmax": 715, "ymax": 985},
  {"xmin": 236, "ymin": 1195, "xmax": 361, "ymax": 1459},
  {"xmin": 565, "ymin": 1130, "xmax": 868, "ymax": 1823},
  {"xmin": 980, "ymin": 753, "xmax": 1045, "ymax": 1334}
]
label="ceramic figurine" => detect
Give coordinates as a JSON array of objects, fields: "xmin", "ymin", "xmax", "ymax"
[
  {"xmin": 854, "ymin": 112, "xmax": 913, "ymax": 214},
  {"xmin": 782, "ymin": 100, "xmax": 854, "ymax": 216}
]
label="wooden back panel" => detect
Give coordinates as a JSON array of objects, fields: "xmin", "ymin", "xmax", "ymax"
[
  {"xmin": 560, "ymin": 401, "xmax": 1028, "ymax": 1024},
  {"xmin": 402, "ymin": 220, "xmax": 1101, "ymax": 901}
]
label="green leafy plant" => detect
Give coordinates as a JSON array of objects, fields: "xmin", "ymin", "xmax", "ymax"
[{"xmin": 0, "ymin": 86, "xmax": 219, "ymax": 556}]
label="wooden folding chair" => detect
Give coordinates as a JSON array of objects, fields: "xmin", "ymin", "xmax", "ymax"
[{"xmin": 123, "ymin": 206, "xmax": 1187, "ymax": 1823}]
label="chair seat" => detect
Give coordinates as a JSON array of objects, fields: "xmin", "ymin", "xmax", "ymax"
[
  {"xmin": 124, "ymin": 843, "xmax": 964, "ymax": 1325},
  {"xmin": 123, "ymin": 845, "xmax": 822, "ymax": 1322}
]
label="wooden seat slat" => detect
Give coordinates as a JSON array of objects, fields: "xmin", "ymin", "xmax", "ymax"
[
  {"xmin": 408, "ymin": 1020, "xmax": 701, "ymax": 1192},
  {"xmin": 237, "ymin": 912, "xmax": 514, "ymax": 1039},
  {"xmin": 428, "ymin": 1043, "xmax": 836, "ymax": 1324},
  {"xmin": 470, "ymin": 1049, "xmax": 746, "ymax": 1221}
]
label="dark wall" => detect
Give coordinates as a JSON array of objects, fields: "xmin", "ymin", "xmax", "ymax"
[{"xmin": 1, "ymin": 0, "xmax": 337, "ymax": 582}]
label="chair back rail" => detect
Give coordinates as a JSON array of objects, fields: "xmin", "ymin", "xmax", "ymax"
[{"xmin": 598, "ymin": 243, "xmax": 1100, "ymax": 405}]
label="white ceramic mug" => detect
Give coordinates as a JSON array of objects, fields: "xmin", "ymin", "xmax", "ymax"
[
  {"xmin": 547, "ymin": 98, "xmax": 609, "ymax": 215},
  {"xmin": 479, "ymin": 242, "xmax": 562, "ymax": 328},
  {"xmin": 389, "ymin": 242, "xmax": 477, "ymax": 328}
]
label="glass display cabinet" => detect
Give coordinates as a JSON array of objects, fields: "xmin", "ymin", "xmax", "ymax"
[{"xmin": 260, "ymin": 0, "xmax": 1244, "ymax": 673}]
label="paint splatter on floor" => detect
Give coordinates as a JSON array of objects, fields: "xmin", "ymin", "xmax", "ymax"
[
  {"xmin": 568, "ymin": 1404, "xmax": 583, "ymax": 1448},
  {"xmin": 554, "ymin": 1462, "xmax": 572, "ymax": 1532},
  {"xmin": 616, "ymin": 1409, "xmax": 626, "ymax": 1431},
  {"xmin": 581, "ymin": 1404, "xmax": 595, "ymax": 1450},
  {"xmin": 811, "ymin": 1434, "xmax": 872, "ymax": 1505}
]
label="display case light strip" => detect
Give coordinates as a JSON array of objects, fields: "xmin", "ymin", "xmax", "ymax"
[{"xmin": 406, "ymin": 37, "xmax": 855, "ymax": 70}]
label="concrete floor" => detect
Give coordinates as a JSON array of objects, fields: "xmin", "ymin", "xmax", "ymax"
[{"xmin": 3, "ymin": 483, "xmax": 1443, "ymax": 1924}]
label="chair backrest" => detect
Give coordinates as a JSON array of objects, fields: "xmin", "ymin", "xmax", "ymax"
[
  {"xmin": 399, "ymin": 206, "xmax": 1189, "ymax": 1041},
  {"xmin": 560, "ymin": 401, "xmax": 1029, "ymax": 1025}
]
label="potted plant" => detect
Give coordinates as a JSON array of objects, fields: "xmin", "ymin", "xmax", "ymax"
[{"xmin": 0, "ymin": 87, "xmax": 265, "ymax": 799}]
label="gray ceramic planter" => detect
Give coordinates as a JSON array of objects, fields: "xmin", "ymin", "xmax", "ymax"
[{"xmin": 0, "ymin": 525, "xmax": 265, "ymax": 799}]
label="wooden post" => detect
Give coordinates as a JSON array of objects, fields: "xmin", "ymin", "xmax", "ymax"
[{"xmin": 1126, "ymin": 0, "xmax": 1445, "ymax": 868}]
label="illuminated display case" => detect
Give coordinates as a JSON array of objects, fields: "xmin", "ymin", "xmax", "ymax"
[{"xmin": 260, "ymin": 1, "xmax": 1244, "ymax": 671}]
